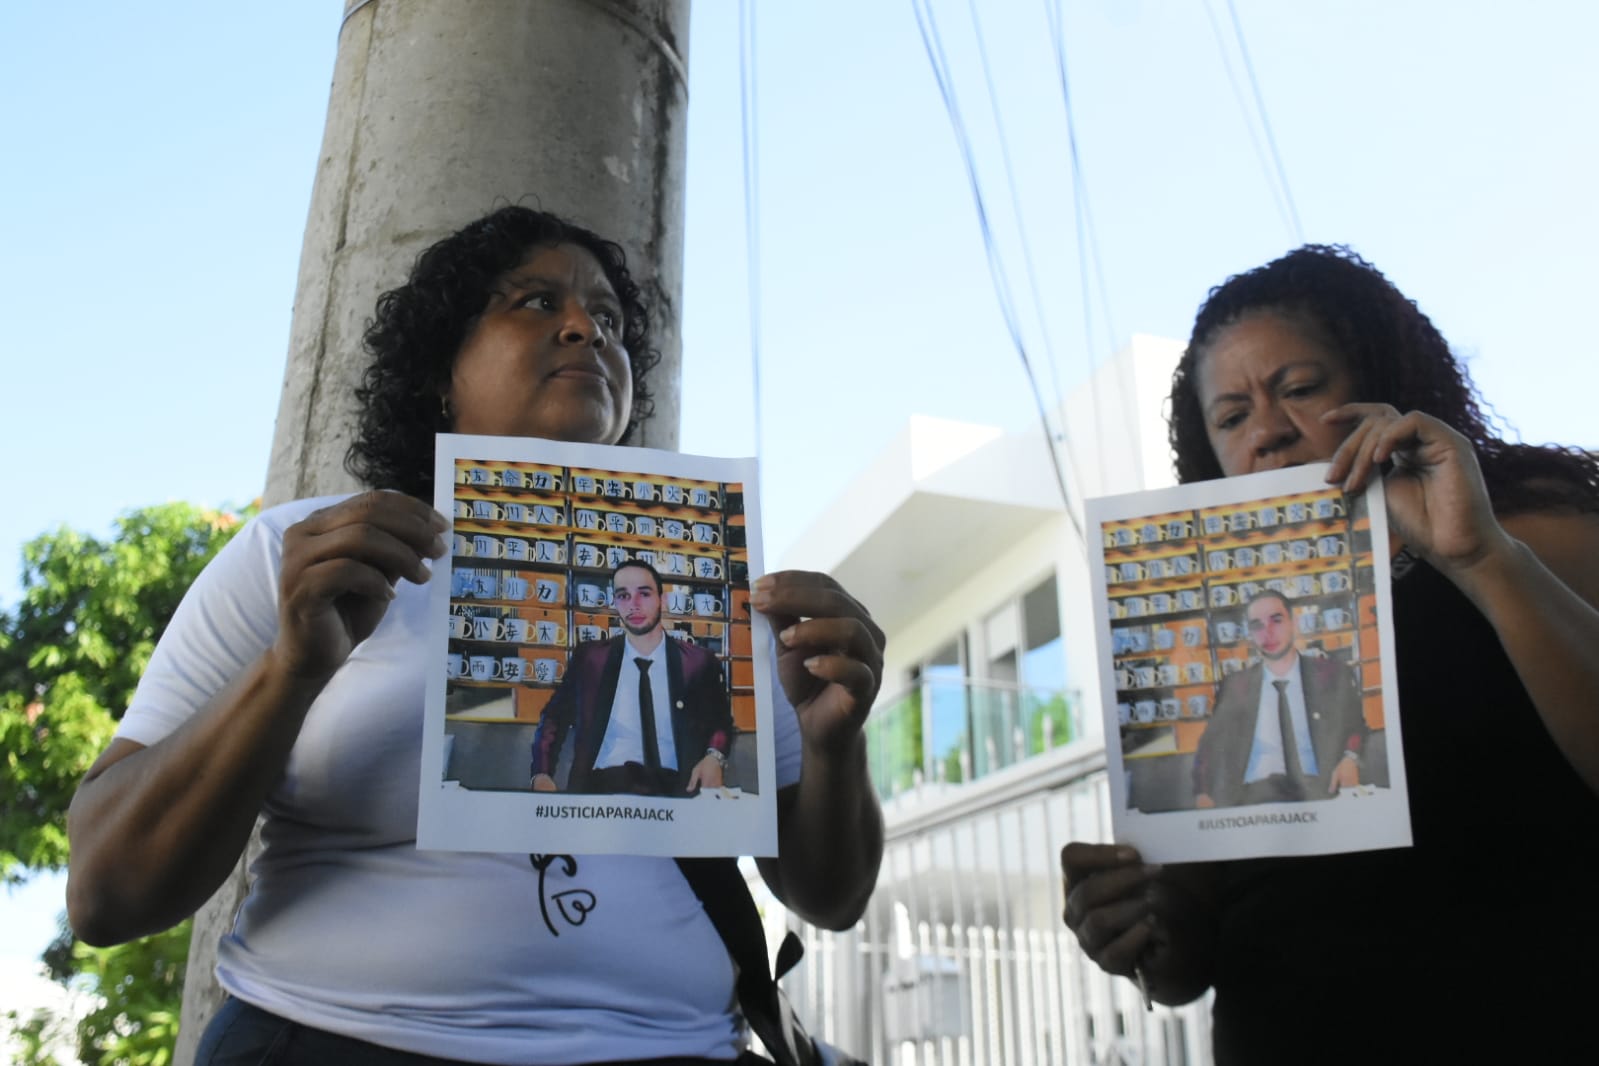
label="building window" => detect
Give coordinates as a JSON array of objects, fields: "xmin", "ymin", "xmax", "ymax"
[
  {"xmin": 910, "ymin": 635, "xmax": 970, "ymax": 785},
  {"xmin": 969, "ymin": 574, "xmax": 1069, "ymax": 776},
  {"xmin": 1021, "ymin": 574, "xmax": 1064, "ymax": 690},
  {"xmin": 871, "ymin": 575, "xmax": 1071, "ymax": 800}
]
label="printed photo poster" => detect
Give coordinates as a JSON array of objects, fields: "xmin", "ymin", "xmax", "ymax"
[
  {"xmin": 1086, "ymin": 464, "xmax": 1411, "ymax": 863},
  {"xmin": 418, "ymin": 433, "xmax": 777, "ymax": 858}
]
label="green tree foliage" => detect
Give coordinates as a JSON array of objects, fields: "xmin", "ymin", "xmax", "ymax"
[
  {"xmin": 19, "ymin": 913, "xmax": 191, "ymax": 1066},
  {"xmin": 1, "ymin": 502, "xmax": 251, "ymax": 1066},
  {"xmin": 0, "ymin": 502, "xmax": 250, "ymax": 881},
  {"xmin": 70, "ymin": 919, "xmax": 189, "ymax": 1066},
  {"xmin": 1026, "ymin": 692, "xmax": 1073, "ymax": 753},
  {"xmin": 866, "ymin": 688, "xmax": 924, "ymax": 797},
  {"xmin": 4, "ymin": 1007, "xmax": 69, "ymax": 1066}
]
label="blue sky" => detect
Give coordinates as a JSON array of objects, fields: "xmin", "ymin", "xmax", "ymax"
[{"xmin": 4, "ymin": 0, "xmax": 1596, "ymax": 977}]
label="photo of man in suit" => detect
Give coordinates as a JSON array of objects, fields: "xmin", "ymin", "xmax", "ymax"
[
  {"xmin": 1194, "ymin": 590, "xmax": 1366, "ymax": 808},
  {"xmin": 530, "ymin": 561, "xmax": 733, "ymax": 796}
]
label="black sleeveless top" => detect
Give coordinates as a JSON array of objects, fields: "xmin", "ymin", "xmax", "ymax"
[{"xmin": 1207, "ymin": 559, "xmax": 1599, "ymax": 1063}]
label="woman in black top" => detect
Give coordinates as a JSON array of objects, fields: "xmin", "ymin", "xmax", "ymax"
[{"xmin": 1062, "ymin": 245, "xmax": 1599, "ymax": 1062}]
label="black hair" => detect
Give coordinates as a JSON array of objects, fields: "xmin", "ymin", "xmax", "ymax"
[
  {"xmin": 612, "ymin": 559, "xmax": 663, "ymax": 596},
  {"xmin": 1169, "ymin": 245, "xmax": 1599, "ymax": 514},
  {"xmin": 345, "ymin": 206, "xmax": 661, "ymax": 499}
]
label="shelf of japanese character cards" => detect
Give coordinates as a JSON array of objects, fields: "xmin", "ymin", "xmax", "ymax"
[
  {"xmin": 1103, "ymin": 487, "xmax": 1382, "ymax": 760},
  {"xmin": 445, "ymin": 460, "xmax": 756, "ymax": 729}
]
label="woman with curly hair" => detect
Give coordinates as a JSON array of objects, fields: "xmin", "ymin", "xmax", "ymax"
[
  {"xmin": 64, "ymin": 206, "xmax": 885, "ymax": 1065},
  {"xmin": 1063, "ymin": 246, "xmax": 1599, "ymax": 1062},
  {"xmin": 346, "ymin": 207, "xmax": 662, "ymax": 498}
]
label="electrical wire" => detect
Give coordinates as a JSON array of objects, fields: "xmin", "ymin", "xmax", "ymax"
[
  {"xmin": 1044, "ymin": 0, "xmax": 1120, "ymax": 359},
  {"xmin": 910, "ymin": 0, "xmax": 1086, "ymax": 542},
  {"xmin": 1200, "ymin": 0, "xmax": 1297, "ymax": 241},
  {"xmin": 738, "ymin": 0, "xmax": 764, "ymax": 462},
  {"xmin": 1044, "ymin": 0, "xmax": 1135, "ymax": 500},
  {"xmin": 909, "ymin": 0, "xmax": 1304, "ymax": 533},
  {"xmin": 1223, "ymin": 0, "xmax": 1304, "ymax": 242},
  {"xmin": 963, "ymin": 0, "xmax": 1089, "ymax": 515}
]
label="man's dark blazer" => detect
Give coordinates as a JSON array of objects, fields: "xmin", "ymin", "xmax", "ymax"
[
  {"xmin": 530, "ymin": 634, "xmax": 733, "ymax": 795},
  {"xmin": 1192, "ymin": 654, "xmax": 1366, "ymax": 806}
]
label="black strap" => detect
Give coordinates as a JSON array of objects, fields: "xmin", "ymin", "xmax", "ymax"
[{"xmin": 676, "ymin": 857, "xmax": 815, "ymax": 1066}]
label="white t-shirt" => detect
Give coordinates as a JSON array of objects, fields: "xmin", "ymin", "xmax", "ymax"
[
  {"xmin": 594, "ymin": 636, "xmax": 677, "ymax": 771},
  {"xmin": 1243, "ymin": 655, "xmax": 1320, "ymax": 782},
  {"xmin": 116, "ymin": 495, "xmax": 803, "ymax": 1064}
]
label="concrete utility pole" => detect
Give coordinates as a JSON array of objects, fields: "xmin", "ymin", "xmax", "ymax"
[{"xmin": 176, "ymin": 1, "xmax": 689, "ymax": 1059}]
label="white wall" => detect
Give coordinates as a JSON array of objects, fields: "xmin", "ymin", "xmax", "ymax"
[
  {"xmin": 880, "ymin": 518, "xmax": 1062, "ymax": 691},
  {"xmin": 872, "ymin": 336, "xmax": 1183, "ymax": 742}
]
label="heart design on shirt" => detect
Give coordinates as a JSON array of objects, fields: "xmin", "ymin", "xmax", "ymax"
[{"xmin": 553, "ymin": 890, "xmax": 598, "ymax": 927}]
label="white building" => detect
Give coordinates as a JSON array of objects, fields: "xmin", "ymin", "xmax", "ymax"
[{"xmin": 766, "ymin": 336, "xmax": 1214, "ymax": 1065}]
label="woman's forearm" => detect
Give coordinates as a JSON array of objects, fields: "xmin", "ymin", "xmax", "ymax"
[
  {"xmin": 1142, "ymin": 861, "xmax": 1221, "ymax": 1005},
  {"xmin": 66, "ymin": 648, "xmax": 329, "ymax": 945},
  {"xmin": 757, "ymin": 734, "xmax": 884, "ymax": 931},
  {"xmin": 1450, "ymin": 521, "xmax": 1599, "ymax": 797}
]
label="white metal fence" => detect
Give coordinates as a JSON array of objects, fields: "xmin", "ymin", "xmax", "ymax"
[{"xmin": 769, "ymin": 740, "xmax": 1212, "ymax": 1065}]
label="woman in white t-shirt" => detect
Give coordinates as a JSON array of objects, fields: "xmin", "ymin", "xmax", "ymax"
[{"xmin": 65, "ymin": 206, "xmax": 885, "ymax": 1066}]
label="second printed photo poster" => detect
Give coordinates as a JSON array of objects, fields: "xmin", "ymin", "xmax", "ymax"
[
  {"xmin": 418, "ymin": 434, "xmax": 777, "ymax": 858},
  {"xmin": 1087, "ymin": 464, "xmax": 1411, "ymax": 863}
]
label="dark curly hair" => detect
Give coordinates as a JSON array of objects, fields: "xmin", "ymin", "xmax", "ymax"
[
  {"xmin": 345, "ymin": 205, "xmax": 660, "ymax": 499},
  {"xmin": 1168, "ymin": 244, "xmax": 1599, "ymax": 514}
]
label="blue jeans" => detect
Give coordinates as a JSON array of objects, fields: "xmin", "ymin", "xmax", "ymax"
[{"xmin": 194, "ymin": 998, "xmax": 742, "ymax": 1066}]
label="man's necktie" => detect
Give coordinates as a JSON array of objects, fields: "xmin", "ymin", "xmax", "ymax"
[
  {"xmin": 1274, "ymin": 679, "xmax": 1303, "ymax": 781},
  {"xmin": 636, "ymin": 657, "xmax": 663, "ymax": 777}
]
